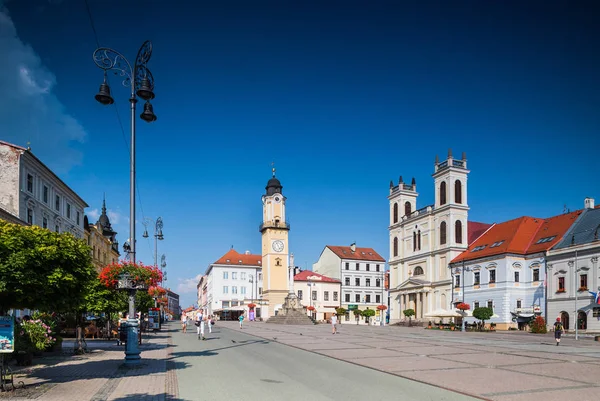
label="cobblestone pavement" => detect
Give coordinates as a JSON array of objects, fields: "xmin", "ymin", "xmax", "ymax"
[
  {"xmin": 218, "ymin": 321, "xmax": 600, "ymax": 401},
  {"xmin": 0, "ymin": 325, "xmax": 176, "ymax": 400}
]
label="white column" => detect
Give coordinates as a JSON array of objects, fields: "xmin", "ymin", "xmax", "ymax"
[{"xmin": 289, "ymin": 253, "xmax": 295, "ymax": 295}]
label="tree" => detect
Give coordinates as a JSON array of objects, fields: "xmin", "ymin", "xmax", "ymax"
[
  {"xmin": 362, "ymin": 308, "xmax": 375, "ymax": 324},
  {"xmin": 0, "ymin": 221, "xmax": 95, "ymax": 314},
  {"xmin": 403, "ymin": 308, "xmax": 415, "ymax": 326},
  {"xmin": 530, "ymin": 316, "xmax": 547, "ymax": 334},
  {"xmin": 472, "ymin": 307, "xmax": 494, "ymax": 330},
  {"xmin": 335, "ymin": 307, "xmax": 347, "ymax": 317},
  {"xmin": 352, "ymin": 309, "xmax": 362, "ymax": 324}
]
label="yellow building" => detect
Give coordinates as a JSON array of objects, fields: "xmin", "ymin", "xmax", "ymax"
[
  {"xmin": 84, "ymin": 198, "xmax": 120, "ymax": 272},
  {"xmin": 260, "ymin": 170, "xmax": 290, "ymax": 319}
]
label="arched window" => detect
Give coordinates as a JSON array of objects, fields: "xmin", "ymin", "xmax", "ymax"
[
  {"xmin": 440, "ymin": 182, "xmax": 447, "ymax": 205},
  {"xmin": 413, "ymin": 232, "xmax": 417, "ymax": 251},
  {"xmin": 393, "ymin": 203, "xmax": 399, "ymax": 223},
  {"xmin": 455, "ymin": 220, "xmax": 463, "ymax": 244},
  {"xmin": 455, "ymin": 180, "xmax": 462, "ymax": 204},
  {"xmin": 393, "ymin": 237, "xmax": 399, "ymax": 257},
  {"xmin": 418, "ymin": 230, "xmax": 422, "ymax": 250},
  {"xmin": 404, "ymin": 201, "xmax": 412, "ymax": 216},
  {"xmin": 413, "ymin": 266, "xmax": 424, "ymax": 276},
  {"xmin": 440, "ymin": 222, "xmax": 447, "ymax": 245}
]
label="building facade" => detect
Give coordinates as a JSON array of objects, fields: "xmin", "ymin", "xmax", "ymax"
[
  {"xmin": 547, "ymin": 200, "xmax": 600, "ymax": 333},
  {"xmin": 165, "ymin": 289, "xmax": 180, "ymax": 319},
  {"xmin": 202, "ymin": 249, "xmax": 263, "ymax": 319},
  {"xmin": 0, "ymin": 141, "xmax": 88, "ymax": 238},
  {"xmin": 294, "ymin": 270, "xmax": 341, "ymax": 322},
  {"xmin": 84, "ymin": 198, "xmax": 120, "ymax": 272},
  {"xmin": 313, "ymin": 244, "xmax": 387, "ymax": 325},
  {"xmin": 449, "ymin": 210, "xmax": 581, "ymax": 330},
  {"xmin": 388, "ymin": 150, "xmax": 491, "ymax": 323}
]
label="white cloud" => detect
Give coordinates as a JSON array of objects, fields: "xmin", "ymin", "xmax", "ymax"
[
  {"xmin": 0, "ymin": 7, "xmax": 87, "ymax": 173},
  {"xmin": 87, "ymin": 208, "xmax": 99, "ymax": 221},
  {"xmin": 177, "ymin": 275, "xmax": 202, "ymax": 294},
  {"xmin": 107, "ymin": 210, "xmax": 126, "ymax": 225}
]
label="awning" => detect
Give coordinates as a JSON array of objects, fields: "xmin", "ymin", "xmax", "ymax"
[{"xmin": 424, "ymin": 309, "xmax": 462, "ymax": 318}]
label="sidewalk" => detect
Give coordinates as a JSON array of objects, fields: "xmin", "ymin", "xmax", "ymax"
[{"xmin": 1, "ymin": 324, "xmax": 177, "ymax": 400}]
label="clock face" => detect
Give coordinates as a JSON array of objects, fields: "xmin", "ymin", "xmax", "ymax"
[
  {"xmin": 272, "ymin": 240, "xmax": 285, "ymax": 252},
  {"xmin": 274, "ymin": 196, "xmax": 281, "ymax": 203}
]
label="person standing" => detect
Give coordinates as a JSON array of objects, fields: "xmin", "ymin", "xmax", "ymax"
[
  {"xmin": 331, "ymin": 312, "xmax": 338, "ymax": 334},
  {"xmin": 554, "ymin": 317, "xmax": 564, "ymax": 346},
  {"xmin": 238, "ymin": 312, "xmax": 244, "ymax": 329},
  {"xmin": 181, "ymin": 313, "xmax": 187, "ymax": 333},
  {"xmin": 196, "ymin": 310, "xmax": 205, "ymax": 340},
  {"xmin": 206, "ymin": 314, "xmax": 212, "ymax": 334}
]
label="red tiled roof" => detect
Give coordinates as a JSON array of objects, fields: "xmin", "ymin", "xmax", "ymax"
[
  {"xmin": 468, "ymin": 221, "xmax": 493, "ymax": 244},
  {"xmin": 326, "ymin": 246, "xmax": 385, "ymax": 262},
  {"xmin": 452, "ymin": 210, "xmax": 582, "ymax": 264},
  {"xmin": 294, "ymin": 270, "xmax": 340, "ymax": 283},
  {"xmin": 214, "ymin": 249, "xmax": 261, "ymax": 266}
]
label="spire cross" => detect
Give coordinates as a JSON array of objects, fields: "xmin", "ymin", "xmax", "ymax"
[{"xmin": 271, "ymin": 161, "xmax": 276, "ymax": 177}]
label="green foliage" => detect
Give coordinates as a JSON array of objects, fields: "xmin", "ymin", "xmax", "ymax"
[
  {"xmin": 403, "ymin": 309, "xmax": 415, "ymax": 319},
  {"xmin": 352, "ymin": 309, "xmax": 363, "ymax": 317},
  {"xmin": 84, "ymin": 278, "xmax": 126, "ymax": 314},
  {"xmin": 19, "ymin": 319, "xmax": 56, "ymax": 351},
  {"xmin": 0, "ymin": 221, "xmax": 95, "ymax": 313},
  {"xmin": 335, "ymin": 307, "xmax": 347, "ymax": 316},
  {"xmin": 472, "ymin": 307, "xmax": 494, "ymax": 322},
  {"xmin": 530, "ymin": 316, "xmax": 548, "ymax": 334},
  {"xmin": 362, "ymin": 309, "xmax": 376, "ymax": 318}
]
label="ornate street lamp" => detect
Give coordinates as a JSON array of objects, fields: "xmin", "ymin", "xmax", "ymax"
[
  {"xmin": 116, "ymin": 271, "xmax": 147, "ymax": 364},
  {"xmin": 93, "ymin": 41, "xmax": 157, "ymax": 365}
]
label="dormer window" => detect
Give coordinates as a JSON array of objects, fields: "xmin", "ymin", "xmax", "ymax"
[
  {"xmin": 490, "ymin": 240, "xmax": 504, "ymax": 248},
  {"xmin": 472, "ymin": 245, "xmax": 487, "ymax": 252},
  {"xmin": 536, "ymin": 236, "xmax": 556, "ymax": 244}
]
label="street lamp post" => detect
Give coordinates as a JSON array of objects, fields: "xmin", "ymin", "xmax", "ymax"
[
  {"xmin": 116, "ymin": 272, "xmax": 147, "ymax": 365},
  {"xmin": 93, "ymin": 42, "xmax": 157, "ymax": 365},
  {"xmin": 143, "ymin": 217, "xmax": 165, "ymax": 278}
]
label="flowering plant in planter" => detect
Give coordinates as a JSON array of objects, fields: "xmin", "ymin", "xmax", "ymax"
[
  {"xmin": 456, "ymin": 302, "xmax": 470, "ymax": 311},
  {"xmin": 156, "ymin": 297, "xmax": 168, "ymax": 305},
  {"xmin": 99, "ymin": 262, "xmax": 162, "ymax": 289},
  {"xmin": 377, "ymin": 304, "xmax": 388, "ymax": 311},
  {"xmin": 19, "ymin": 319, "xmax": 56, "ymax": 351},
  {"xmin": 148, "ymin": 285, "xmax": 167, "ymax": 298},
  {"xmin": 247, "ymin": 303, "xmax": 257, "ymax": 309},
  {"xmin": 307, "ymin": 306, "xmax": 316, "ymax": 311}
]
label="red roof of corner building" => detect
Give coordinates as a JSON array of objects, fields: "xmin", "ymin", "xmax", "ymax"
[
  {"xmin": 294, "ymin": 271, "xmax": 340, "ymax": 283},
  {"xmin": 326, "ymin": 246, "xmax": 385, "ymax": 262},
  {"xmin": 214, "ymin": 249, "xmax": 261, "ymax": 266},
  {"xmin": 452, "ymin": 210, "xmax": 582, "ymax": 264}
]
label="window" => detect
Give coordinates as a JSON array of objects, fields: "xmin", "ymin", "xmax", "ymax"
[
  {"xmin": 259, "ymin": 288, "xmax": 262, "ymax": 295},
  {"xmin": 580, "ymin": 274, "xmax": 588, "ymax": 290},
  {"xmin": 376, "ymin": 278, "xmax": 381, "ymax": 287},
  {"xmin": 365, "ymin": 295, "xmax": 371, "ymax": 303},
  {"xmin": 345, "ymin": 262, "xmax": 349, "ymax": 270},
  {"xmin": 66, "ymin": 204, "xmax": 71, "ymax": 219},
  {"xmin": 231, "ymin": 301, "xmax": 239, "ymax": 307},
  {"xmin": 455, "ymin": 180, "xmax": 462, "ymax": 204},
  {"xmin": 345, "ymin": 294, "xmax": 350, "ymax": 302},
  {"xmin": 345, "ymin": 277, "xmax": 350, "ymax": 285},
  {"xmin": 333, "ymin": 292, "xmax": 338, "ymax": 301},
  {"xmin": 490, "ymin": 240, "xmax": 504, "ymax": 248},
  {"xmin": 232, "ymin": 272, "xmax": 237, "ymax": 280},
  {"xmin": 366, "ymin": 264, "xmax": 370, "ymax": 271},
  {"xmin": 27, "ymin": 174, "xmax": 33, "ymax": 193},
  {"xmin": 535, "ymin": 236, "xmax": 556, "ymax": 244},
  {"xmin": 258, "ymin": 273, "xmax": 262, "ymax": 281},
  {"xmin": 489, "ymin": 270, "xmax": 496, "ymax": 284},
  {"xmin": 474, "ymin": 302, "xmax": 480, "ymax": 309},
  {"xmin": 355, "ymin": 278, "xmax": 360, "ymax": 286},
  {"xmin": 376, "ymin": 264, "xmax": 380, "ymax": 272},
  {"xmin": 474, "ymin": 272, "xmax": 480, "ymax": 286},
  {"xmin": 355, "ymin": 263, "xmax": 359, "ymax": 271},
  {"xmin": 355, "ymin": 294, "xmax": 360, "ymax": 302},
  {"xmin": 223, "ymin": 286, "xmax": 228, "ymax": 294},
  {"xmin": 241, "ymin": 272, "xmax": 246, "ymax": 280},
  {"xmin": 440, "ymin": 221, "xmax": 447, "ymax": 245},
  {"xmin": 533, "ymin": 268, "xmax": 540, "ymax": 282},
  {"xmin": 42, "ymin": 217, "xmax": 48, "ymax": 229},
  {"xmin": 413, "ymin": 266, "xmax": 424, "ymax": 276},
  {"xmin": 393, "ymin": 237, "xmax": 399, "ymax": 257},
  {"xmin": 55, "ymin": 195, "xmax": 60, "ymax": 212},
  {"xmin": 312, "ymin": 291, "xmax": 317, "ymax": 301},
  {"xmin": 222, "ymin": 301, "xmax": 230, "ymax": 308},
  {"xmin": 223, "ymin": 272, "xmax": 228, "ymax": 279},
  {"xmin": 43, "ymin": 185, "xmax": 48, "ymax": 203},
  {"xmin": 393, "ymin": 203, "xmax": 398, "ymax": 223},
  {"xmin": 487, "ymin": 300, "xmax": 493, "ymax": 311},
  {"xmin": 418, "ymin": 230, "xmax": 421, "ymax": 250},
  {"xmin": 232, "ymin": 286, "xmax": 238, "ymax": 294},
  {"xmin": 324, "ymin": 291, "xmax": 329, "ymax": 301},
  {"xmin": 455, "ymin": 221, "xmax": 463, "ymax": 244},
  {"xmin": 298, "ymin": 290, "xmax": 303, "ymax": 299},
  {"xmin": 241, "ymin": 287, "xmax": 247, "ymax": 295},
  {"xmin": 27, "ymin": 208, "xmax": 33, "ymax": 224},
  {"xmin": 514, "ymin": 272, "xmax": 520, "ymax": 283},
  {"xmin": 55, "ymin": 225, "xmax": 60, "ymax": 233},
  {"xmin": 376, "ymin": 295, "xmax": 381, "ymax": 303},
  {"xmin": 413, "ymin": 232, "xmax": 417, "ymax": 251},
  {"xmin": 76, "ymin": 211, "xmax": 80, "ymax": 225},
  {"xmin": 366, "ymin": 278, "xmax": 371, "ymax": 287},
  {"xmin": 558, "ymin": 277, "xmax": 565, "ymax": 292},
  {"xmin": 404, "ymin": 201, "xmax": 411, "ymax": 216},
  {"xmin": 471, "ymin": 245, "xmax": 487, "ymax": 252},
  {"xmin": 455, "ymin": 275, "xmax": 460, "ymax": 288},
  {"xmin": 440, "ymin": 181, "xmax": 447, "ymax": 205},
  {"xmin": 516, "ymin": 300, "xmax": 522, "ymax": 309}
]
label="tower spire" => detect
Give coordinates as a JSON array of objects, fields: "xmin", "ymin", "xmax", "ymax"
[
  {"xmin": 102, "ymin": 193, "xmax": 107, "ymax": 214},
  {"xmin": 271, "ymin": 161, "xmax": 276, "ymax": 177}
]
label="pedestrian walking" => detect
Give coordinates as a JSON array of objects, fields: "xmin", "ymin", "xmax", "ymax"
[
  {"xmin": 331, "ymin": 312, "xmax": 338, "ymax": 334},
  {"xmin": 554, "ymin": 317, "xmax": 564, "ymax": 346},
  {"xmin": 239, "ymin": 312, "xmax": 244, "ymax": 329},
  {"xmin": 196, "ymin": 310, "xmax": 205, "ymax": 340},
  {"xmin": 206, "ymin": 314, "xmax": 212, "ymax": 334},
  {"xmin": 181, "ymin": 312, "xmax": 187, "ymax": 333}
]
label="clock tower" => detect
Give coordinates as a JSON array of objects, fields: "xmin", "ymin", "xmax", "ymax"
[{"xmin": 260, "ymin": 168, "xmax": 290, "ymax": 319}]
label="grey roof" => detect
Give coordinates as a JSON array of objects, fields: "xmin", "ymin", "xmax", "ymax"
[{"xmin": 553, "ymin": 208, "xmax": 600, "ymax": 249}]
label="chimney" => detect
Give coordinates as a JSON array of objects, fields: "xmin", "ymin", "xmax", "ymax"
[
  {"xmin": 350, "ymin": 243, "xmax": 356, "ymax": 253},
  {"xmin": 585, "ymin": 198, "xmax": 595, "ymax": 209},
  {"xmin": 245, "ymin": 250, "xmax": 251, "ymax": 255}
]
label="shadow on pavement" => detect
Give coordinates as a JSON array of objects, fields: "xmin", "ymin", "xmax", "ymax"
[{"xmin": 109, "ymin": 393, "xmax": 188, "ymax": 401}]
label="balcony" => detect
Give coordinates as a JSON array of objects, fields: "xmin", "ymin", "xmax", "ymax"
[{"xmin": 259, "ymin": 220, "xmax": 291, "ymax": 232}]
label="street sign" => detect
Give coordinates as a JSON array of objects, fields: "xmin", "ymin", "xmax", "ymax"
[
  {"xmin": 0, "ymin": 316, "xmax": 13, "ymax": 353},
  {"xmin": 348, "ymin": 304, "xmax": 358, "ymax": 310}
]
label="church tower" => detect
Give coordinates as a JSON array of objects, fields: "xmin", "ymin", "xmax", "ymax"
[{"xmin": 260, "ymin": 168, "xmax": 290, "ymax": 319}]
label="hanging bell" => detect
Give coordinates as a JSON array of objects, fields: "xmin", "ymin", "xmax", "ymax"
[
  {"xmin": 95, "ymin": 78, "xmax": 114, "ymax": 105},
  {"xmin": 136, "ymin": 77, "xmax": 155, "ymax": 101},
  {"xmin": 140, "ymin": 101, "xmax": 157, "ymax": 123}
]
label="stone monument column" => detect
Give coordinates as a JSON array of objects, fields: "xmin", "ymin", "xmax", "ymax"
[{"xmin": 289, "ymin": 253, "xmax": 295, "ymax": 295}]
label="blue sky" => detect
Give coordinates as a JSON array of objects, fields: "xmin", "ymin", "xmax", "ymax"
[{"xmin": 1, "ymin": 0, "xmax": 599, "ymax": 308}]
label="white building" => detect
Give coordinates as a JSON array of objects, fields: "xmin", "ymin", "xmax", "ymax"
[
  {"xmin": 449, "ymin": 209, "xmax": 582, "ymax": 330},
  {"xmin": 547, "ymin": 199, "xmax": 600, "ymax": 333},
  {"xmin": 294, "ymin": 270, "xmax": 341, "ymax": 322},
  {"xmin": 0, "ymin": 141, "xmax": 88, "ymax": 238},
  {"xmin": 202, "ymin": 248, "xmax": 263, "ymax": 319},
  {"xmin": 313, "ymin": 243, "xmax": 387, "ymax": 325},
  {"xmin": 388, "ymin": 149, "xmax": 491, "ymax": 323}
]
